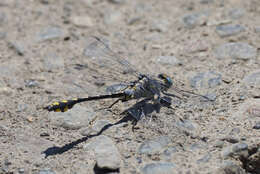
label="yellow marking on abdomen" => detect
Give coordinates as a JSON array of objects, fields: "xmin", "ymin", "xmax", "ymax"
[
  {"xmin": 54, "ymin": 108, "xmax": 61, "ymax": 112},
  {"xmin": 53, "ymin": 102, "xmax": 60, "ymax": 105},
  {"xmin": 63, "ymin": 106, "xmax": 68, "ymax": 112}
]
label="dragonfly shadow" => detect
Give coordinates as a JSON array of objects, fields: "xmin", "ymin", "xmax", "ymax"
[
  {"xmin": 42, "ymin": 99, "xmax": 166, "ymax": 158},
  {"xmin": 125, "ymin": 96, "xmax": 173, "ymax": 122},
  {"xmin": 41, "ymin": 116, "xmax": 132, "ymax": 158},
  {"xmin": 125, "ymin": 100, "xmax": 161, "ymax": 122}
]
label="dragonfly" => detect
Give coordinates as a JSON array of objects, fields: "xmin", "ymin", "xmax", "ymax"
[{"xmin": 44, "ymin": 36, "xmax": 211, "ymax": 121}]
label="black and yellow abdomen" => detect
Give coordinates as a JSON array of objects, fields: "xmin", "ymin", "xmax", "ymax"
[
  {"xmin": 44, "ymin": 93, "xmax": 126, "ymax": 112},
  {"xmin": 44, "ymin": 99, "xmax": 79, "ymax": 112}
]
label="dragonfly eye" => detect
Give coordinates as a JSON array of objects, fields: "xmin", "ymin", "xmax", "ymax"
[{"xmin": 158, "ymin": 74, "xmax": 173, "ymax": 87}]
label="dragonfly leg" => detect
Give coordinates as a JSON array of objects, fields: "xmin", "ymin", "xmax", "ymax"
[
  {"xmin": 158, "ymin": 96, "xmax": 176, "ymax": 111},
  {"xmin": 131, "ymin": 120, "xmax": 138, "ymax": 132},
  {"xmin": 90, "ymin": 100, "xmax": 122, "ymax": 125},
  {"xmin": 94, "ymin": 99, "xmax": 121, "ymax": 113},
  {"xmin": 108, "ymin": 99, "xmax": 121, "ymax": 108},
  {"xmin": 162, "ymin": 91, "xmax": 183, "ymax": 100}
]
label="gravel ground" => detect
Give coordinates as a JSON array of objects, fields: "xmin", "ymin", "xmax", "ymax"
[{"xmin": 0, "ymin": 0, "xmax": 260, "ymax": 174}]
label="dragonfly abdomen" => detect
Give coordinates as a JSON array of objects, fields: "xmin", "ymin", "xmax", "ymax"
[
  {"xmin": 43, "ymin": 99, "xmax": 79, "ymax": 112},
  {"xmin": 44, "ymin": 93, "xmax": 125, "ymax": 112}
]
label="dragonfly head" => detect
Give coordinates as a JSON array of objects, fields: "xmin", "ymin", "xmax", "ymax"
[{"xmin": 158, "ymin": 73, "xmax": 173, "ymax": 89}]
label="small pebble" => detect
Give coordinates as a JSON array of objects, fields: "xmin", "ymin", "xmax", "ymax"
[
  {"xmin": 7, "ymin": 42, "xmax": 25, "ymax": 56},
  {"xmin": 190, "ymin": 71, "xmax": 222, "ymax": 89},
  {"xmin": 104, "ymin": 11, "xmax": 122, "ymax": 25},
  {"xmin": 255, "ymin": 26, "xmax": 260, "ymax": 33},
  {"xmin": 189, "ymin": 143, "xmax": 207, "ymax": 151},
  {"xmin": 0, "ymin": 32, "xmax": 6, "ymax": 39},
  {"xmin": 203, "ymin": 93, "xmax": 217, "ymax": 101},
  {"xmin": 217, "ymin": 160, "xmax": 245, "ymax": 174},
  {"xmin": 108, "ymin": 0, "xmax": 126, "ymax": 4},
  {"xmin": 228, "ymin": 8, "xmax": 245, "ymax": 19},
  {"xmin": 176, "ymin": 119, "xmax": 196, "ymax": 131},
  {"xmin": 0, "ymin": 0, "xmax": 14, "ymax": 6},
  {"xmin": 156, "ymin": 56, "xmax": 182, "ymax": 66},
  {"xmin": 232, "ymin": 143, "xmax": 248, "ymax": 153},
  {"xmin": 141, "ymin": 162, "xmax": 176, "ymax": 174},
  {"xmin": 182, "ymin": 12, "xmax": 209, "ymax": 29},
  {"xmin": 40, "ymin": 0, "xmax": 49, "ymax": 4},
  {"xmin": 71, "ymin": 15, "xmax": 94, "ymax": 28},
  {"xmin": 25, "ymin": 80, "xmax": 39, "ymax": 88},
  {"xmin": 127, "ymin": 16, "xmax": 141, "ymax": 25},
  {"xmin": 207, "ymin": 19, "xmax": 231, "ymax": 26},
  {"xmin": 0, "ymin": 87, "xmax": 13, "ymax": 96},
  {"xmin": 36, "ymin": 27, "xmax": 64, "ymax": 42},
  {"xmin": 222, "ymin": 143, "xmax": 248, "ymax": 159},
  {"xmin": 197, "ymin": 153, "xmax": 211, "ymax": 163},
  {"xmin": 17, "ymin": 104, "xmax": 28, "ymax": 112},
  {"xmin": 214, "ymin": 42, "xmax": 257, "ymax": 60},
  {"xmin": 253, "ymin": 122, "xmax": 260, "ymax": 129},
  {"xmin": 243, "ymin": 71, "xmax": 260, "ymax": 86},
  {"xmin": 0, "ymin": 12, "xmax": 6, "ymax": 24},
  {"xmin": 221, "ymin": 136, "xmax": 239, "ymax": 144},
  {"xmin": 138, "ymin": 136, "xmax": 171, "ymax": 155},
  {"xmin": 136, "ymin": 157, "xmax": 142, "ymax": 164},
  {"xmin": 18, "ymin": 168, "xmax": 25, "ymax": 174},
  {"xmin": 215, "ymin": 140, "xmax": 225, "ymax": 148},
  {"xmin": 94, "ymin": 135, "xmax": 121, "ymax": 170},
  {"xmin": 43, "ymin": 53, "xmax": 64, "ymax": 72},
  {"xmin": 40, "ymin": 132, "xmax": 50, "ymax": 137},
  {"xmin": 216, "ymin": 24, "xmax": 245, "ymax": 37},
  {"xmin": 162, "ymin": 146, "xmax": 178, "ymax": 160},
  {"xmin": 200, "ymin": 0, "xmax": 214, "ymax": 4},
  {"xmin": 182, "ymin": 39, "xmax": 209, "ymax": 53},
  {"xmin": 37, "ymin": 169, "xmax": 56, "ymax": 174},
  {"xmin": 27, "ymin": 116, "xmax": 34, "ymax": 122},
  {"xmin": 150, "ymin": 20, "xmax": 169, "ymax": 32}
]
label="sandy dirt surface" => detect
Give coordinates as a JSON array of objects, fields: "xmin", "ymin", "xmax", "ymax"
[{"xmin": 0, "ymin": 0, "xmax": 260, "ymax": 173}]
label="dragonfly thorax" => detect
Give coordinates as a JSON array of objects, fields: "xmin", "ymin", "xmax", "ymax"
[
  {"xmin": 123, "ymin": 73, "xmax": 173, "ymax": 101},
  {"xmin": 124, "ymin": 76, "xmax": 155, "ymax": 100}
]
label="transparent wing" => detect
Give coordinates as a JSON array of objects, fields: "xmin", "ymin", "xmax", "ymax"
[
  {"xmin": 165, "ymin": 83, "xmax": 214, "ymax": 102},
  {"xmin": 66, "ymin": 36, "xmax": 143, "ymax": 95},
  {"xmin": 83, "ymin": 36, "xmax": 139, "ymax": 80}
]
